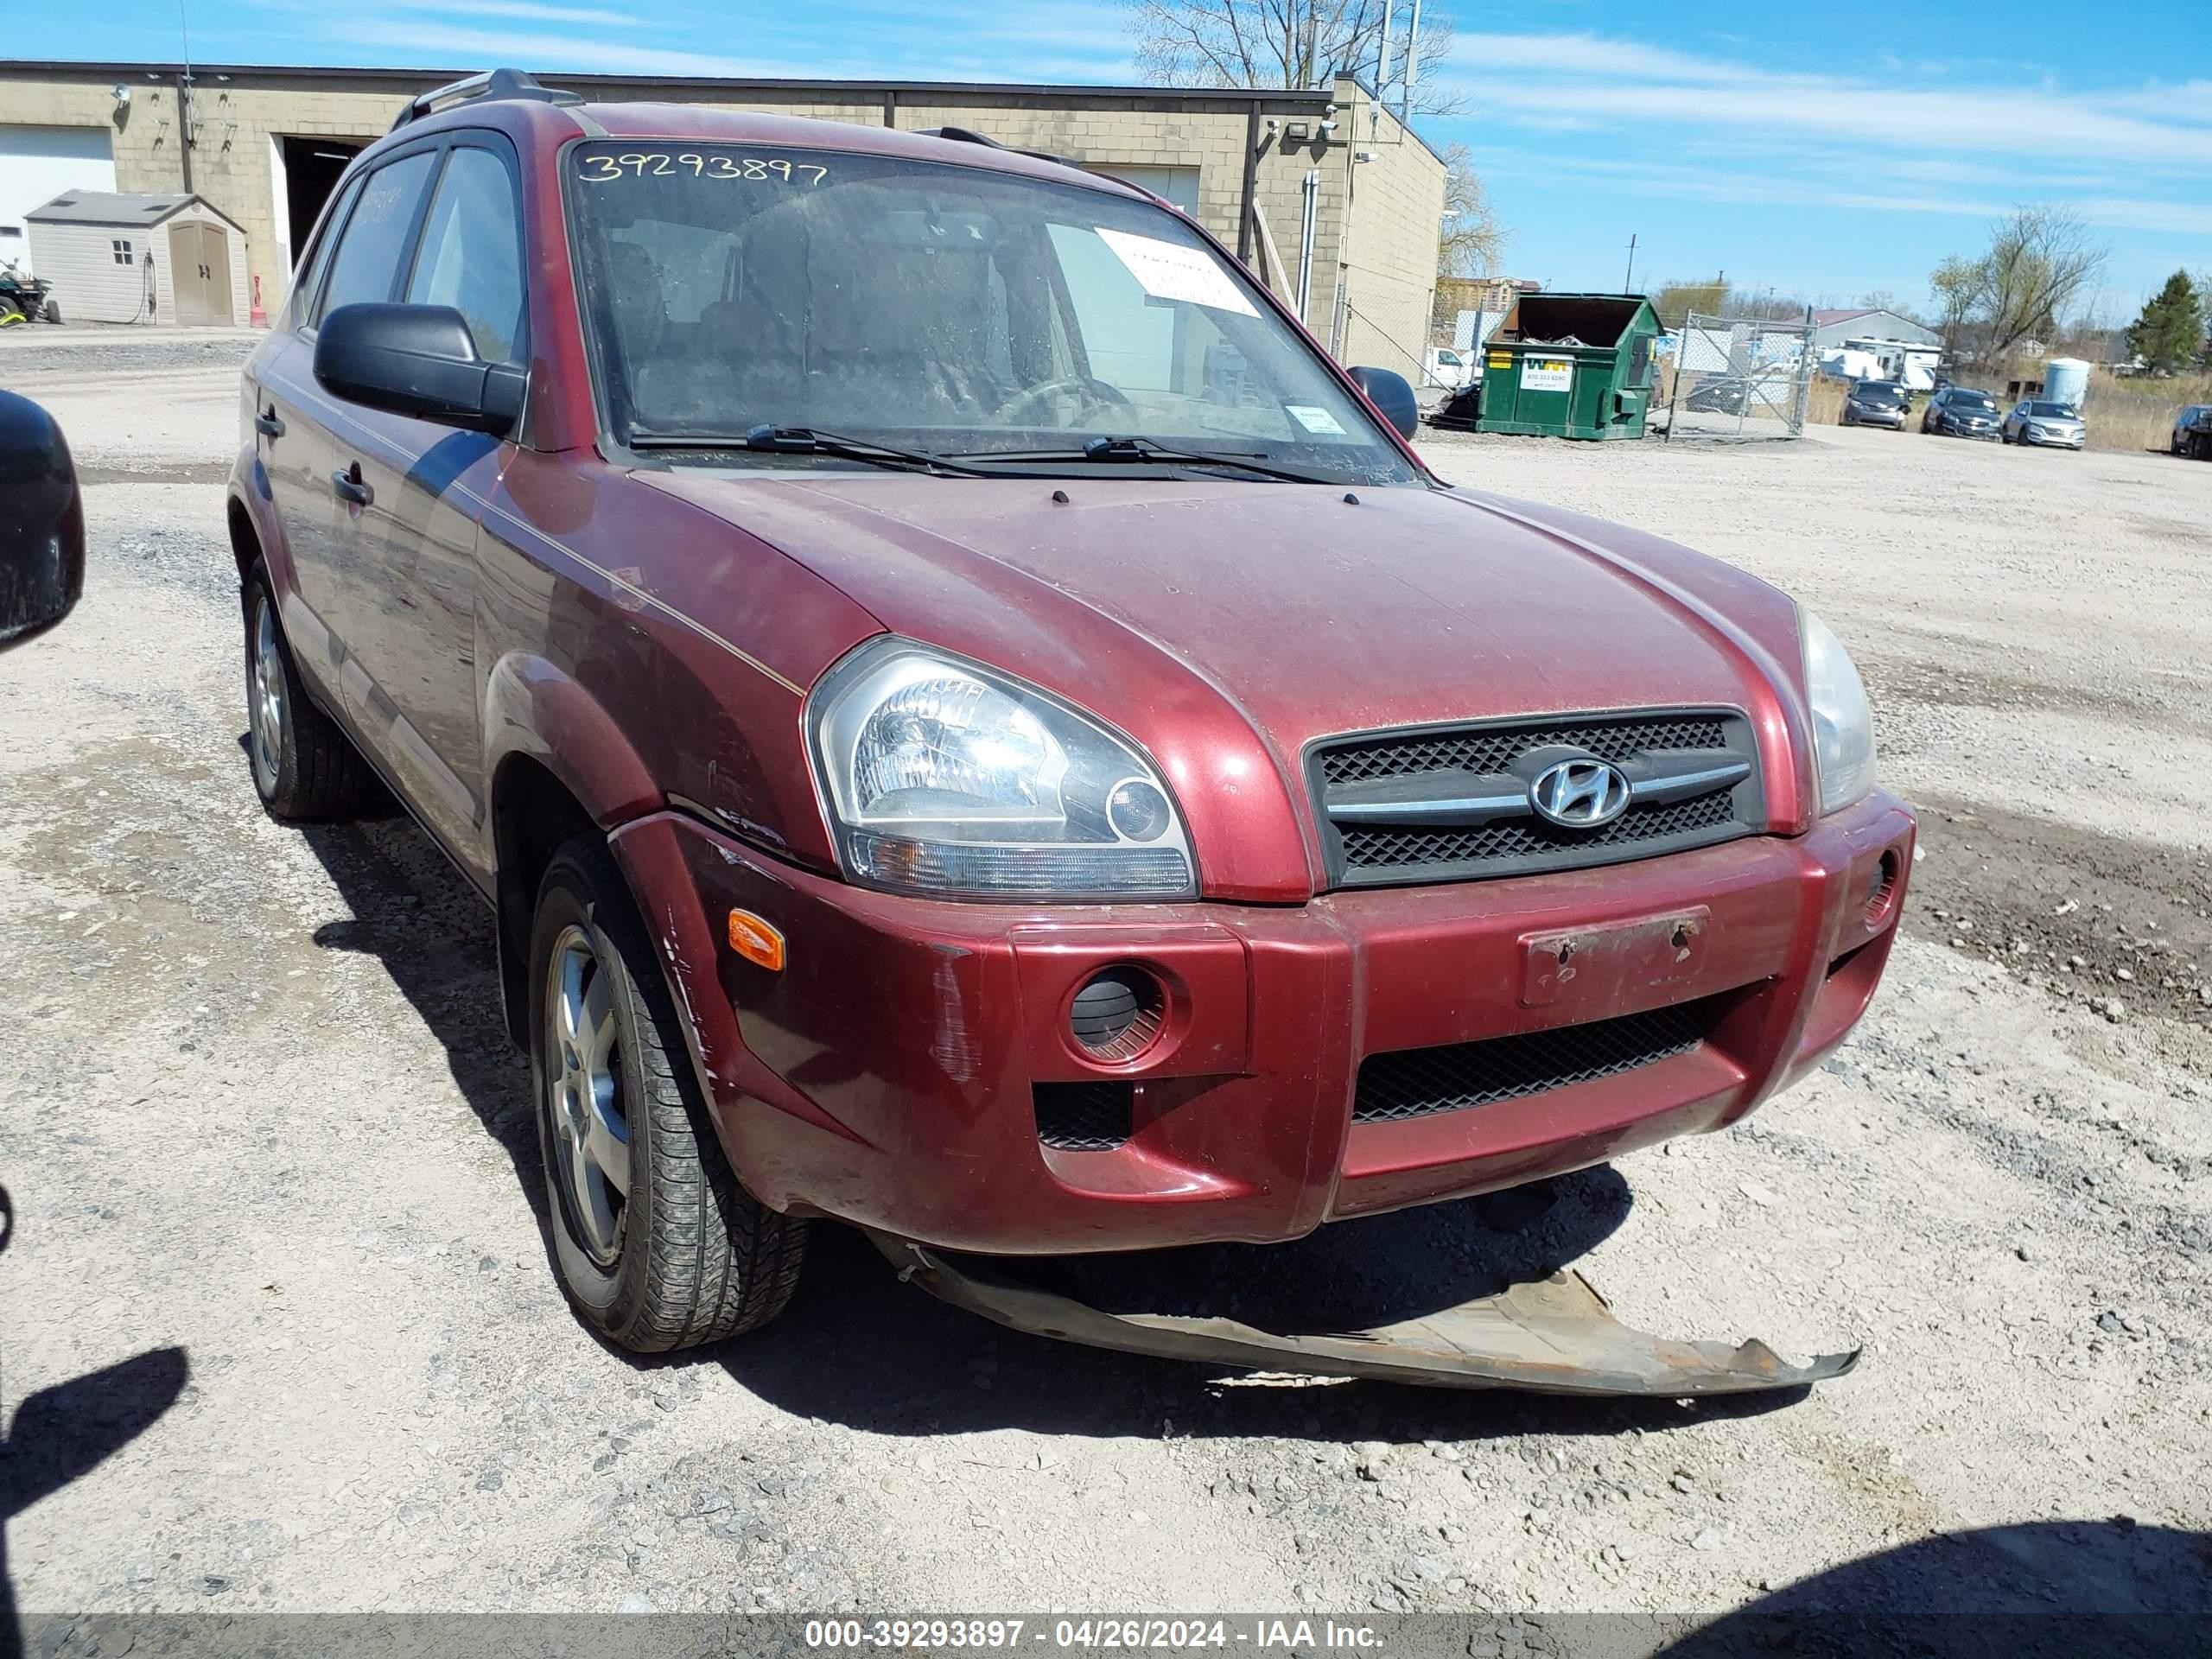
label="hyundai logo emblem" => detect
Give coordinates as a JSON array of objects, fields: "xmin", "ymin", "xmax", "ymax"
[{"xmin": 1529, "ymin": 757, "xmax": 1631, "ymax": 828}]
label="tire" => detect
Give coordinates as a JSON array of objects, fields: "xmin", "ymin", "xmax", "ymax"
[
  {"xmin": 41, "ymin": 298, "xmax": 60, "ymax": 325},
  {"xmin": 242, "ymin": 567, "xmax": 383, "ymax": 820},
  {"xmin": 529, "ymin": 836, "xmax": 807, "ymax": 1351}
]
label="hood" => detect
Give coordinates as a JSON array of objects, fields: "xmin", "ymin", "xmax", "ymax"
[{"xmin": 641, "ymin": 471, "xmax": 1815, "ymax": 896}]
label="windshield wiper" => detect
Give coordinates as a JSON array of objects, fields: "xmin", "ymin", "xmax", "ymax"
[
  {"xmin": 949, "ymin": 435, "xmax": 1344, "ymax": 485},
  {"xmin": 627, "ymin": 424, "xmax": 986, "ymax": 476}
]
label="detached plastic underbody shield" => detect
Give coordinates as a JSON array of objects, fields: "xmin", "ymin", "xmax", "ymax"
[{"xmin": 870, "ymin": 1234, "xmax": 1859, "ymax": 1397}]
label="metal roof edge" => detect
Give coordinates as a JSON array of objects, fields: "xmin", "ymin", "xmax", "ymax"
[{"xmin": 0, "ymin": 57, "xmax": 1338, "ymax": 104}]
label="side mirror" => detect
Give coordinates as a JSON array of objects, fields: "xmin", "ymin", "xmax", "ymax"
[
  {"xmin": 0, "ymin": 390, "xmax": 86, "ymax": 652},
  {"xmin": 1348, "ymin": 365, "xmax": 1420, "ymax": 441},
  {"xmin": 315, "ymin": 302, "xmax": 525, "ymax": 435}
]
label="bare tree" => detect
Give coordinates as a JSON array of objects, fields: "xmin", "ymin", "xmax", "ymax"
[
  {"xmin": 1979, "ymin": 207, "xmax": 2108, "ymax": 360},
  {"xmin": 1649, "ymin": 276, "xmax": 1728, "ymax": 329},
  {"xmin": 1928, "ymin": 254, "xmax": 1986, "ymax": 361},
  {"xmin": 1436, "ymin": 142, "xmax": 1503, "ymax": 279},
  {"xmin": 1125, "ymin": 0, "xmax": 1464, "ymax": 118}
]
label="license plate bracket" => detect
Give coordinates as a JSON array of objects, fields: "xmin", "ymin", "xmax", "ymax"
[{"xmin": 1520, "ymin": 906, "xmax": 1711, "ymax": 1009}]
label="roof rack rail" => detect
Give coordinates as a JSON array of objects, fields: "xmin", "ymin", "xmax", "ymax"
[
  {"xmin": 391, "ymin": 67, "xmax": 583, "ymax": 132},
  {"xmin": 918, "ymin": 125, "xmax": 1082, "ymax": 170}
]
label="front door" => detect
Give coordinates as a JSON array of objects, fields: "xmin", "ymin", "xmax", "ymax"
[
  {"xmin": 269, "ymin": 147, "xmax": 440, "ymax": 769},
  {"xmin": 323, "ymin": 138, "xmax": 529, "ymax": 870}
]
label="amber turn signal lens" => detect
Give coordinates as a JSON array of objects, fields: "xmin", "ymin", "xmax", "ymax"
[{"xmin": 727, "ymin": 909, "xmax": 785, "ymax": 971}]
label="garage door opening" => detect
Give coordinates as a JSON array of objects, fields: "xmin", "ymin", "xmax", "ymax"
[{"xmin": 277, "ymin": 136, "xmax": 362, "ymax": 268}]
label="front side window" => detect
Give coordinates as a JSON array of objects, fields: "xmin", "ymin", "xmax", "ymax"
[
  {"xmin": 290, "ymin": 175, "xmax": 360, "ymax": 327},
  {"xmin": 406, "ymin": 145, "xmax": 526, "ymax": 364},
  {"xmin": 316, "ymin": 149, "xmax": 437, "ymax": 324},
  {"xmin": 565, "ymin": 143, "xmax": 1418, "ymax": 485}
]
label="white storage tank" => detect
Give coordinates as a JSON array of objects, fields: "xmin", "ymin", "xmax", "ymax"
[{"xmin": 2044, "ymin": 357, "xmax": 2090, "ymax": 410}]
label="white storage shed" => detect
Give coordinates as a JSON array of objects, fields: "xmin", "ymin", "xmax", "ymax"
[{"xmin": 23, "ymin": 191, "xmax": 249, "ymax": 325}]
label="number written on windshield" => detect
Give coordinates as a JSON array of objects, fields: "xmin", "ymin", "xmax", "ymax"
[{"xmin": 577, "ymin": 151, "xmax": 829, "ymax": 186}]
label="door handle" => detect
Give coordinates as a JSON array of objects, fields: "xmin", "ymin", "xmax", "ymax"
[
  {"xmin": 255, "ymin": 407, "xmax": 284, "ymax": 440},
  {"xmin": 330, "ymin": 466, "xmax": 373, "ymax": 507}
]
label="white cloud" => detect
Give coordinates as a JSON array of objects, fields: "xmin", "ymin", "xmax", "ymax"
[
  {"xmin": 2073, "ymin": 198, "xmax": 2212, "ymax": 237},
  {"xmin": 340, "ymin": 10, "xmax": 1136, "ymax": 84},
  {"xmin": 1447, "ymin": 32, "xmax": 1831, "ymax": 88},
  {"xmin": 1470, "ymin": 147, "xmax": 2007, "ymax": 222},
  {"xmin": 379, "ymin": 0, "xmax": 635, "ymax": 23},
  {"xmin": 1440, "ymin": 33, "xmax": 2212, "ymax": 174},
  {"xmin": 2091, "ymin": 80, "xmax": 2212, "ymax": 126}
]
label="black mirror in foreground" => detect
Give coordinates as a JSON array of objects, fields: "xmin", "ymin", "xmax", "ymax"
[
  {"xmin": 0, "ymin": 388, "xmax": 86, "ymax": 652},
  {"xmin": 1348, "ymin": 365, "xmax": 1421, "ymax": 441},
  {"xmin": 314, "ymin": 302, "xmax": 526, "ymax": 435}
]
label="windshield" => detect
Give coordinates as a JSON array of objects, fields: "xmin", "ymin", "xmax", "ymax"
[
  {"xmin": 1951, "ymin": 392, "xmax": 1997, "ymax": 411},
  {"xmin": 2027, "ymin": 401, "xmax": 2075, "ymax": 417},
  {"xmin": 565, "ymin": 143, "xmax": 1419, "ymax": 485},
  {"xmin": 1853, "ymin": 383, "xmax": 1903, "ymax": 404}
]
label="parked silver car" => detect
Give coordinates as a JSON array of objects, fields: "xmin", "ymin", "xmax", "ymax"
[{"xmin": 2002, "ymin": 398, "xmax": 2085, "ymax": 450}]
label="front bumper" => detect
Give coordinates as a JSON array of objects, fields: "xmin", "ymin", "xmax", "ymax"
[
  {"xmin": 611, "ymin": 791, "xmax": 1915, "ymax": 1255},
  {"xmin": 2020, "ymin": 429, "xmax": 2086, "ymax": 448}
]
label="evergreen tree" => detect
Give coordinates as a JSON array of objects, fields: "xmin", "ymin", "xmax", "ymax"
[{"xmin": 2125, "ymin": 271, "xmax": 2206, "ymax": 372}]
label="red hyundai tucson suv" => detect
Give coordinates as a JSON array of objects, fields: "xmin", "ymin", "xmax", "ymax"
[{"xmin": 226, "ymin": 71, "xmax": 1913, "ymax": 1356}]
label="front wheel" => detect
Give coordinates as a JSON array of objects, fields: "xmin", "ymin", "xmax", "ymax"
[
  {"xmin": 41, "ymin": 298, "xmax": 60, "ymax": 324},
  {"xmin": 530, "ymin": 836, "xmax": 807, "ymax": 1351}
]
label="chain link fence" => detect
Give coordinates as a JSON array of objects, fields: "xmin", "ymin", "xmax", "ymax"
[
  {"xmin": 1661, "ymin": 309, "xmax": 1816, "ymax": 440},
  {"xmin": 1328, "ymin": 274, "xmax": 1465, "ymax": 391}
]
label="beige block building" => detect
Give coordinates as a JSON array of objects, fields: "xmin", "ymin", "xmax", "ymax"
[{"xmin": 0, "ymin": 60, "xmax": 1443, "ymax": 363}]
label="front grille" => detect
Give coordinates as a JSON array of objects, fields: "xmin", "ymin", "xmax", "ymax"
[
  {"xmin": 1312, "ymin": 709, "xmax": 1759, "ymax": 887},
  {"xmin": 1354, "ymin": 997, "xmax": 1720, "ymax": 1124},
  {"xmin": 1338, "ymin": 791, "xmax": 1736, "ymax": 874},
  {"xmin": 1320, "ymin": 716, "xmax": 1728, "ymax": 787},
  {"xmin": 1033, "ymin": 1081, "xmax": 1133, "ymax": 1151}
]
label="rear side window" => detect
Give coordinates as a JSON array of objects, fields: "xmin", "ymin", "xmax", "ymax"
[
  {"xmin": 405, "ymin": 145, "xmax": 526, "ymax": 364},
  {"xmin": 315, "ymin": 149, "xmax": 437, "ymax": 324}
]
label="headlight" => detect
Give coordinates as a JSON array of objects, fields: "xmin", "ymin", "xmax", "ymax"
[
  {"xmin": 808, "ymin": 640, "xmax": 1196, "ymax": 899},
  {"xmin": 1800, "ymin": 609, "xmax": 1876, "ymax": 816}
]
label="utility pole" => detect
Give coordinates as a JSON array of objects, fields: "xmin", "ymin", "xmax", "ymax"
[
  {"xmin": 175, "ymin": 0, "xmax": 194, "ymax": 192},
  {"xmin": 1623, "ymin": 232, "xmax": 1637, "ymax": 294},
  {"xmin": 1399, "ymin": 0, "xmax": 1421, "ymax": 121}
]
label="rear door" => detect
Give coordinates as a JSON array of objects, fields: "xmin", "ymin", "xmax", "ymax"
[
  {"xmin": 252, "ymin": 171, "xmax": 361, "ymax": 696},
  {"xmin": 327, "ymin": 135, "xmax": 529, "ymax": 865}
]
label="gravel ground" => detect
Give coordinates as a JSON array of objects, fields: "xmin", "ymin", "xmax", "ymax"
[{"xmin": 3, "ymin": 335, "xmax": 2209, "ymax": 1648}]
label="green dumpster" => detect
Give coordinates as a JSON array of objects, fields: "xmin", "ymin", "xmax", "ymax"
[{"xmin": 1476, "ymin": 292, "xmax": 1661, "ymax": 441}]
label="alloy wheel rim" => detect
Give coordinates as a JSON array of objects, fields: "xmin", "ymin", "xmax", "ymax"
[
  {"xmin": 251, "ymin": 601, "xmax": 287, "ymax": 792},
  {"xmin": 545, "ymin": 925, "xmax": 630, "ymax": 1267}
]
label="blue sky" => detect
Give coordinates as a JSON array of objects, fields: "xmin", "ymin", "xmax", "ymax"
[{"xmin": 22, "ymin": 1, "xmax": 2212, "ymax": 320}]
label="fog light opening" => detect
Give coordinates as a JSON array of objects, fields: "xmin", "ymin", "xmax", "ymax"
[
  {"xmin": 1068, "ymin": 966, "xmax": 1168, "ymax": 1062},
  {"xmin": 1865, "ymin": 849, "xmax": 1902, "ymax": 928}
]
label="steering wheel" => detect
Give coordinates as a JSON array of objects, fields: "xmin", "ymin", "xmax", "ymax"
[{"xmin": 989, "ymin": 376, "xmax": 1132, "ymax": 429}]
